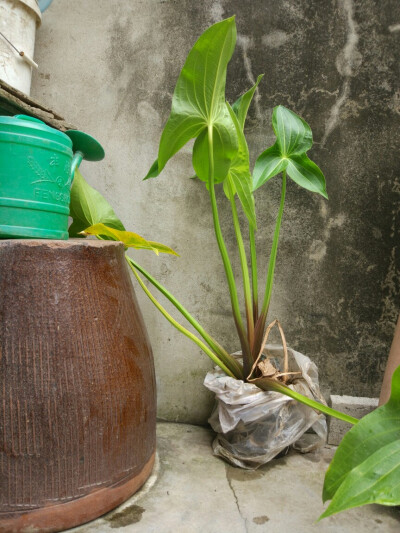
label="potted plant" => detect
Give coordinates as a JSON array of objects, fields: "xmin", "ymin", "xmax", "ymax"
[
  {"xmin": 70, "ymin": 16, "xmax": 355, "ymax": 453},
  {"xmin": 69, "ymin": 16, "xmax": 400, "ymax": 517}
]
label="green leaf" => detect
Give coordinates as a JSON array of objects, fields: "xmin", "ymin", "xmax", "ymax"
[
  {"xmin": 144, "ymin": 159, "xmax": 160, "ymax": 180},
  {"xmin": 146, "ymin": 17, "xmax": 238, "ymax": 182},
  {"xmin": 83, "ymin": 223, "xmax": 178, "ymax": 256},
  {"xmin": 192, "ymin": 113, "xmax": 237, "ymax": 183},
  {"xmin": 252, "ymin": 106, "xmax": 327, "ymax": 198},
  {"xmin": 286, "ymin": 155, "xmax": 328, "ymax": 199},
  {"xmin": 226, "ymin": 103, "xmax": 256, "ymax": 228},
  {"xmin": 321, "ymin": 365, "xmax": 400, "ymax": 518},
  {"xmin": 223, "ymin": 177, "xmax": 235, "ymax": 198},
  {"xmin": 253, "ymin": 145, "xmax": 288, "ymax": 189},
  {"xmin": 69, "ymin": 170, "xmax": 125, "ymax": 237},
  {"xmin": 272, "ymin": 105, "xmax": 313, "ymax": 157},
  {"xmin": 320, "ymin": 440, "xmax": 400, "ymax": 519},
  {"xmin": 231, "ymin": 74, "xmax": 264, "ymax": 130}
]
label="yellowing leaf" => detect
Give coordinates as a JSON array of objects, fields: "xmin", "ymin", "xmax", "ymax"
[{"xmin": 82, "ymin": 223, "xmax": 178, "ymax": 256}]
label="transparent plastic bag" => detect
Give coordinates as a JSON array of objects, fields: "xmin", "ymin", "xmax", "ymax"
[{"xmin": 204, "ymin": 344, "xmax": 327, "ymax": 469}]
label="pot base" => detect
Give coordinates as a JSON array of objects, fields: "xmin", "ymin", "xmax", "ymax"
[{"xmin": 0, "ymin": 451, "xmax": 155, "ymax": 533}]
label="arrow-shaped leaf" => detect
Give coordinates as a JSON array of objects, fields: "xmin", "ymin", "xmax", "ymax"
[
  {"xmin": 144, "ymin": 17, "xmax": 238, "ymax": 182},
  {"xmin": 320, "ymin": 365, "xmax": 400, "ymax": 518},
  {"xmin": 82, "ymin": 223, "xmax": 178, "ymax": 256},
  {"xmin": 253, "ymin": 106, "xmax": 327, "ymax": 199}
]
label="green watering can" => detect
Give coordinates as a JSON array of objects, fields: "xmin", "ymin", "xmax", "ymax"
[{"xmin": 0, "ymin": 115, "xmax": 104, "ymax": 240}]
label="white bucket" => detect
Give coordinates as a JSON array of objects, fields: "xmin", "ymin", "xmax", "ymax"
[{"xmin": 0, "ymin": 0, "xmax": 41, "ymax": 95}]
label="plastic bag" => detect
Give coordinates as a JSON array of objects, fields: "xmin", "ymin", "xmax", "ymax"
[{"xmin": 204, "ymin": 344, "xmax": 327, "ymax": 469}]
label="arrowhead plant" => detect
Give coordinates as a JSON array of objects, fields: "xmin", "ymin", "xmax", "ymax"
[
  {"xmin": 68, "ymin": 15, "xmax": 399, "ymax": 519},
  {"xmin": 143, "ymin": 17, "xmax": 328, "ymax": 377},
  {"xmin": 70, "ymin": 16, "xmax": 354, "ymax": 425}
]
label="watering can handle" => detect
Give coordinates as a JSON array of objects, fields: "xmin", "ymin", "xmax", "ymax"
[{"xmin": 65, "ymin": 130, "xmax": 105, "ymax": 182}]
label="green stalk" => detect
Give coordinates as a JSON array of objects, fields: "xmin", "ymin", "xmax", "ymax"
[
  {"xmin": 129, "ymin": 262, "xmax": 237, "ymax": 378},
  {"xmin": 226, "ymin": 177, "xmax": 254, "ymax": 349},
  {"xmin": 126, "ymin": 255, "xmax": 243, "ymax": 379},
  {"xmin": 261, "ymin": 170, "xmax": 287, "ymax": 317},
  {"xmin": 255, "ymin": 378, "xmax": 358, "ymax": 425},
  {"xmin": 207, "ymin": 126, "xmax": 250, "ymax": 366},
  {"xmin": 249, "ymin": 226, "xmax": 258, "ymax": 323},
  {"xmin": 131, "ymin": 259, "xmax": 357, "ymax": 425}
]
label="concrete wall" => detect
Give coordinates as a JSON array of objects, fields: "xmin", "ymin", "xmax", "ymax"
[{"xmin": 31, "ymin": 0, "xmax": 400, "ymax": 424}]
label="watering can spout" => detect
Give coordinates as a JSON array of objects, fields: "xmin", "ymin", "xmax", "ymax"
[
  {"xmin": 71, "ymin": 151, "xmax": 84, "ymax": 180},
  {"xmin": 65, "ymin": 130, "xmax": 105, "ymax": 183}
]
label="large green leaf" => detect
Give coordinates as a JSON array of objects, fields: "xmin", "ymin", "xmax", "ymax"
[
  {"xmin": 320, "ymin": 440, "xmax": 400, "ymax": 518},
  {"xmin": 253, "ymin": 106, "xmax": 327, "ymax": 199},
  {"xmin": 69, "ymin": 170, "xmax": 125, "ymax": 237},
  {"xmin": 231, "ymin": 74, "xmax": 264, "ymax": 130},
  {"xmin": 144, "ymin": 17, "xmax": 238, "ymax": 181},
  {"xmin": 321, "ymin": 365, "xmax": 400, "ymax": 518},
  {"xmin": 83, "ymin": 223, "xmax": 178, "ymax": 256},
  {"xmin": 192, "ymin": 114, "xmax": 237, "ymax": 183},
  {"xmin": 192, "ymin": 74, "xmax": 263, "ymax": 190}
]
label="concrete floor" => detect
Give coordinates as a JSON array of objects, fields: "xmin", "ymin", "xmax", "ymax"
[{"xmin": 69, "ymin": 423, "xmax": 400, "ymax": 533}]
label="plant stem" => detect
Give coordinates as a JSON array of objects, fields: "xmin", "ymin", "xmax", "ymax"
[
  {"xmin": 129, "ymin": 261, "xmax": 237, "ymax": 378},
  {"xmin": 207, "ymin": 125, "xmax": 251, "ymax": 370},
  {"xmin": 255, "ymin": 378, "xmax": 359, "ymax": 425},
  {"xmin": 249, "ymin": 226, "xmax": 258, "ymax": 323},
  {"xmin": 261, "ymin": 170, "xmax": 287, "ymax": 317},
  {"xmin": 126, "ymin": 255, "xmax": 243, "ymax": 379},
  {"xmin": 227, "ymin": 177, "xmax": 254, "ymax": 350}
]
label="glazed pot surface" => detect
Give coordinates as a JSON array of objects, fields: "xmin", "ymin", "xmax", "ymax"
[{"xmin": 0, "ymin": 239, "xmax": 156, "ymax": 532}]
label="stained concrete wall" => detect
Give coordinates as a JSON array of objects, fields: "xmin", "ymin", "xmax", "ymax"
[{"xmin": 31, "ymin": 0, "xmax": 400, "ymax": 424}]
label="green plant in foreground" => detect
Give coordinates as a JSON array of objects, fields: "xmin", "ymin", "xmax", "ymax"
[
  {"xmin": 68, "ymin": 16, "xmax": 400, "ymax": 517},
  {"xmin": 320, "ymin": 366, "xmax": 400, "ymax": 519}
]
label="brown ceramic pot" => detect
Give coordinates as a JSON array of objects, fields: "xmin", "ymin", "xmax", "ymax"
[{"xmin": 0, "ymin": 239, "xmax": 156, "ymax": 532}]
